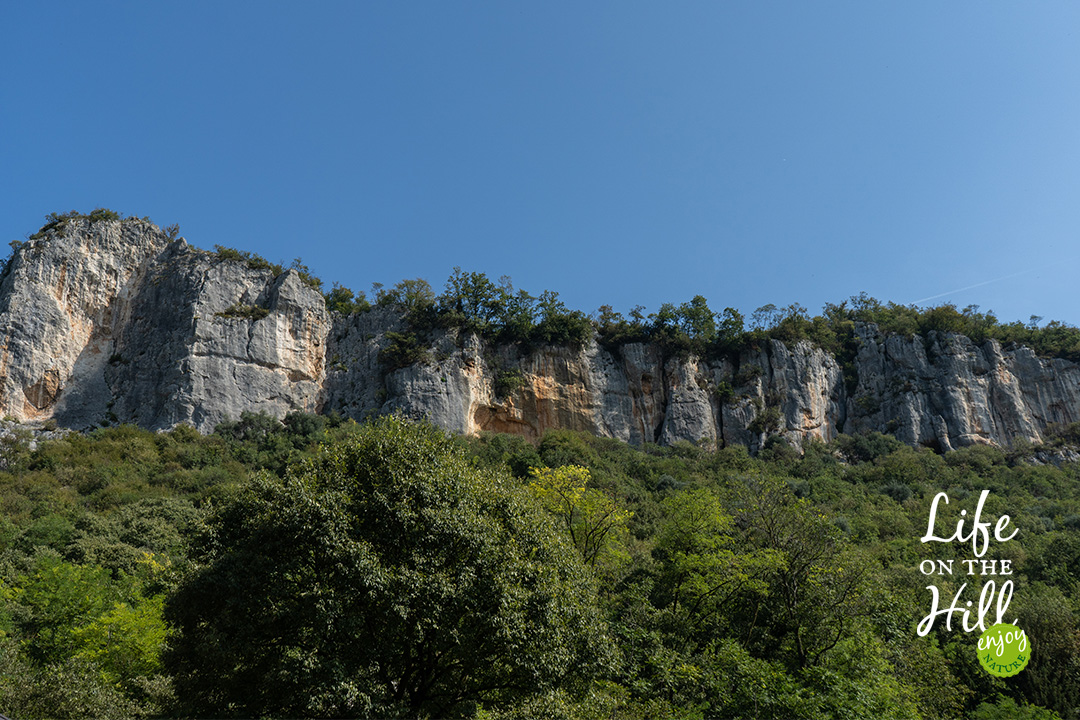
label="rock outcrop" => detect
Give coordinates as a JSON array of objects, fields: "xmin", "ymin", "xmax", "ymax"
[
  {"xmin": 2, "ymin": 216, "xmax": 1079, "ymax": 452},
  {"xmin": 0, "ymin": 218, "xmax": 328, "ymax": 432}
]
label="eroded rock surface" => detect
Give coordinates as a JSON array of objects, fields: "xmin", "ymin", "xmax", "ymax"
[
  {"xmin": 2, "ymin": 216, "xmax": 1078, "ymax": 449},
  {"xmin": 0, "ymin": 218, "xmax": 328, "ymax": 431}
]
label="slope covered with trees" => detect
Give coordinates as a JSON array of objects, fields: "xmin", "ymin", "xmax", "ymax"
[{"xmin": 1, "ymin": 412, "xmax": 1079, "ymax": 718}]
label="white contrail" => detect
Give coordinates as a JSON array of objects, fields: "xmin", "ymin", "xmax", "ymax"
[{"xmin": 910, "ymin": 268, "xmax": 1036, "ymax": 306}]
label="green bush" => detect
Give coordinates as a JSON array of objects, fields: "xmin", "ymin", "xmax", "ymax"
[
  {"xmin": 714, "ymin": 380, "xmax": 735, "ymax": 402},
  {"xmin": 87, "ymin": 208, "xmax": 121, "ymax": 223},
  {"xmin": 212, "ymin": 245, "xmax": 285, "ymax": 276},
  {"xmin": 735, "ymin": 363, "xmax": 764, "ymax": 386},
  {"xmin": 323, "ymin": 283, "xmax": 370, "ymax": 315},
  {"xmin": 747, "ymin": 405, "xmax": 782, "ymax": 435},
  {"xmin": 379, "ymin": 331, "xmax": 429, "ymax": 370},
  {"xmin": 494, "ymin": 368, "xmax": 525, "ymax": 398},
  {"xmin": 214, "ymin": 304, "xmax": 270, "ymax": 321}
]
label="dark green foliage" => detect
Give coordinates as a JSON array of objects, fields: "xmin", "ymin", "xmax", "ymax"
[
  {"xmin": 214, "ymin": 303, "xmax": 270, "ymax": 320},
  {"xmin": 324, "ymin": 282, "xmax": 371, "ymax": 315},
  {"xmin": 531, "ymin": 290, "xmax": 592, "ymax": 346},
  {"xmin": 538, "ymin": 429, "xmax": 602, "ymax": 469},
  {"xmin": 734, "ymin": 362, "xmax": 764, "ymax": 386},
  {"xmin": 600, "ymin": 288, "xmax": 1080, "ymax": 368},
  {"xmin": 460, "ymin": 432, "xmax": 542, "ymax": 479},
  {"xmin": 164, "ymin": 416, "xmax": 612, "ymax": 718},
  {"xmin": 333, "ymin": 269, "xmax": 592, "ymax": 362},
  {"xmin": 494, "ymin": 367, "xmax": 524, "ymax": 398},
  {"xmin": 676, "ymin": 295, "xmax": 717, "ymax": 343},
  {"xmin": 760, "ymin": 434, "xmax": 801, "ymax": 466},
  {"xmin": 594, "ymin": 304, "xmax": 649, "ymax": 347},
  {"xmin": 376, "ymin": 277, "xmax": 437, "ymax": 314},
  {"xmin": 713, "ymin": 380, "xmax": 734, "ymax": 402},
  {"xmin": 27, "ymin": 209, "xmax": 153, "ymax": 241},
  {"xmin": 339, "ymin": 273, "xmax": 1080, "ymax": 384},
  {"xmin": 880, "ymin": 480, "xmax": 913, "ymax": 504},
  {"xmin": 0, "ymin": 415, "xmax": 379, "ymax": 718},
  {"xmin": 716, "ymin": 306, "xmax": 746, "ymax": 349},
  {"xmin": 836, "ymin": 430, "xmax": 906, "ymax": 463},
  {"xmin": 747, "ymin": 405, "xmax": 782, "ymax": 435},
  {"xmin": 432, "ymin": 269, "xmax": 591, "ymax": 348},
  {"xmin": 281, "ymin": 410, "xmax": 327, "ymax": 441},
  {"xmin": 379, "ymin": 330, "xmax": 430, "ymax": 371},
  {"xmin": 212, "ymin": 411, "xmax": 321, "ymax": 475},
  {"xmin": 1010, "ymin": 583, "xmax": 1080, "ymax": 714},
  {"xmin": 0, "ymin": 637, "xmax": 150, "ymax": 720},
  {"xmin": 972, "ymin": 696, "xmax": 1064, "ymax": 719},
  {"xmin": 87, "ymin": 208, "xmax": 121, "ymax": 223},
  {"xmin": 212, "ymin": 244, "xmax": 285, "ymax": 275},
  {"xmin": 3, "ymin": 408, "xmax": 1080, "ymax": 717},
  {"xmin": 42, "ymin": 209, "xmax": 83, "ymax": 226}
]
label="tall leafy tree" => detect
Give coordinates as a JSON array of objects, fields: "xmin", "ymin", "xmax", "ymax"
[
  {"xmin": 528, "ymin": 465, "xmax": 632, "ymax": 569},
  {"xmin": 164, "ymin": 416, "xmax": 612, "ymax": 719}
]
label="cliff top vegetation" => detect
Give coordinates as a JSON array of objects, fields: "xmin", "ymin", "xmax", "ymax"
[{"xmin": 16, "ymin": 210, "xmax": 1080, "ymax": 366}]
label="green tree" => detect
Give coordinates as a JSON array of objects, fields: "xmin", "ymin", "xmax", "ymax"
[
  {"xmin": 716, "ymin": 306, "xmax": 745, "ymax": 348},
  {"xmin": 12, "ymin": 556, "xmax": 115, "ymax": 665},
  {"xmin": 651, "ymin": 488, "xmax": 782, "ymax": 649},
  {"xmin": 164, "ymin": 416, "xmax": 612, "ymax": 719},
  {"xmin": 532, "ymin": 290, "xmax": 592, "ymax": 346},
  {"xmin": 73, "ymin": 595, "xmax": 167, "ymax": 687},
  {"xmin": 324, "ymin": 283, "xmax": 370, "ymax": 315},
  {"xmin": 734, "ymin": 475, "xmax": 871, "ymax": 670},
  {"xmin": 528, "ymin": 465, "xmax": 632, "ymax": 569},
  {"xmin": 439, "ymin": 267, "xmax": 505, "ymax": 334},
  {"xmin": 497, "ymin": 282, "xmax": 538, "ymax": 342},
  {"xmin": 380, "ymin": 278, "xmax": 436, "ymax": 315},
  {"xmin": 750, "ymin": 303, "xmax": 780, "ymax": 332},
  {"xmin": 677, "ymin": 295, "xmax": 717, "ymax": 343}
]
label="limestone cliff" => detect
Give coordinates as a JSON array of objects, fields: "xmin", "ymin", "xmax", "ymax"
[
  {"xmin": 0, "ymin": 217, "xmax": 328, "ymax": 432},
  {"xmin": 2, "ymin": 215, "xmax": 1078, "ymax": 452}
]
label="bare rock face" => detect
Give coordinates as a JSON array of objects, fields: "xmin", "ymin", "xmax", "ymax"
[
  {"xmin": 322, "ymin": 308, "xmax": 407, "ymax": 424},
  {"xmin": 2, "ymin": 215, "xmax": 1079, "ymax": 451},
  {"xmin": 315, "ymin": 334, "xmax": 846, "ymax": 451},
  {"xmin": 843, "ymin": 323, "xmax": 1080, "ymax": 450},
  {"xmin": 0, "ymin": 218, "xmax": 167, "ymax": 424},
  {"xmin": 107, "ymin": 245, "xmax": 329, "ymax": 431},
  {"xmin": 0, "ymin": 218, "xmax": 328, "ymax": 432}
]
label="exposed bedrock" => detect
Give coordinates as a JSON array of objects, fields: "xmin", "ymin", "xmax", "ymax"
[{"xmin": 2, "ymin": 218, "xmax": 1077, "ymax": 450}]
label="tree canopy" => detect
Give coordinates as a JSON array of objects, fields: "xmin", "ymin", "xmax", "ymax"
[{"xmin": 163, "ymin": 415, "xmax": 612, "ymax": 719}]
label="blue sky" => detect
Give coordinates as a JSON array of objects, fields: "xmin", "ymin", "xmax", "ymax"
[{"xmin": 3, "ymin": 2, "xmax": 1079, "ymax": 326}]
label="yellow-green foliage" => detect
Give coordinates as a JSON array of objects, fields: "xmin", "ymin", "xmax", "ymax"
[{"xmin": 528, "ymin": 464, "xmax": 632, "ymax": 569}]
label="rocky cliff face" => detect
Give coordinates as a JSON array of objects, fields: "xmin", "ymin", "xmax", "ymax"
[
  {"xmin": 2, "ymin": 216, "xmax": 1078, "ymax": 451},
  {"xmin": 0, "ymin": 218, "xmax": 328, "ymax": 432}
]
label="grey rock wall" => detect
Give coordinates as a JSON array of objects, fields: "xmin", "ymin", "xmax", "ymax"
[{"xmin": 2, "ymin": 216, "xmax": 1078, "ymax": 451}]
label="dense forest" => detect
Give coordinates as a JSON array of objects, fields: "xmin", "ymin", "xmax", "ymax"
[{"xmin": 1, "ymin": 411, "xmax": 1079, "ymax": 718}]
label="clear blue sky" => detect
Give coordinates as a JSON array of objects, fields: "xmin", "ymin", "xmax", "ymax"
[{"xmin": 3, "ymin": 2, "xmax": 1079, "ymax": 326}]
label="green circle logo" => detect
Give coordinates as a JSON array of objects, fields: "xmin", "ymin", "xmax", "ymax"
[{"xmin": 977, "ymin": 623, "xmax": 1030, "ymax": 677}]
